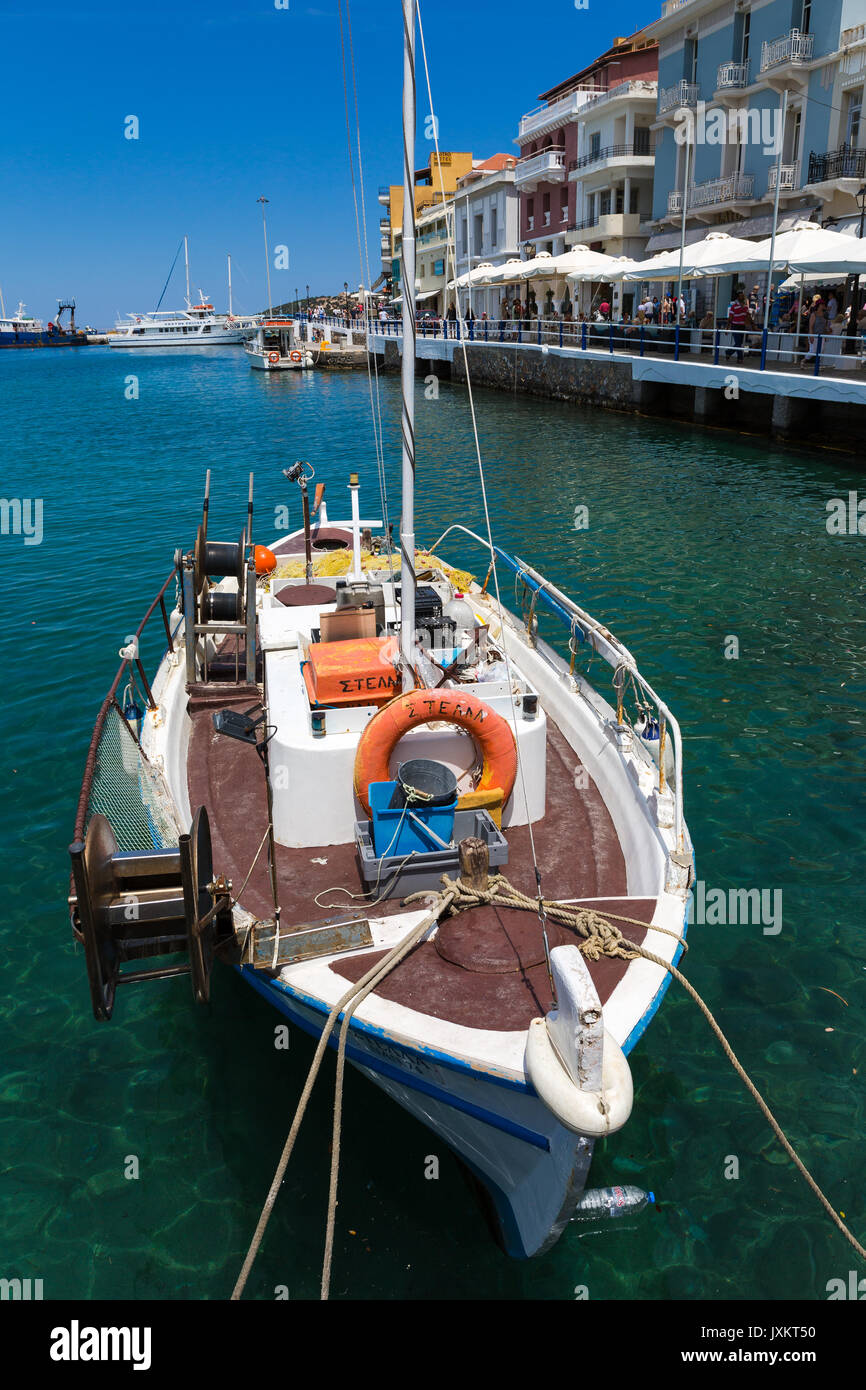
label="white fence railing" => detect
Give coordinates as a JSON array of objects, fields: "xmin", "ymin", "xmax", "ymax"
[
  {"xmin": 768, "ymin": 161, "xmax": 800, "ymax": 193},
  {"xmin": 760, "ymin": 28, "xmax": 814, "ymax": 72},
  {"xmin": 659, "ymin": 80, "xmax": 700, "ymax": 114},
  {"xmin": 514, "ymin": 150, "xmax": 567, "ymax": 185},
  {"xmin": 716, "ymin": 60, "xmax": 750, "ymax": 89}
]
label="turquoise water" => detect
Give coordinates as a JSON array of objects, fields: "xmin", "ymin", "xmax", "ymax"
[{"xmin": 1, "ymin": 345, "xmax": 864, "ymax": 1300}]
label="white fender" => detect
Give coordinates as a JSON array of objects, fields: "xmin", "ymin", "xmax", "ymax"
[{"xmin": 525, "ymin": 1018, "xmax": 633, "ymax": 1137}]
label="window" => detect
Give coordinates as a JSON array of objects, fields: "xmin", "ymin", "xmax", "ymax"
[
  {"xmin": 473, "ymin": 213, "xmax": 483, "ymax": 255},
  {"xmin": 615, "ymin": 188, "xmax": 624, "ymax": 214},
  {"xmin": 600, "ymin": 190, "xmax": 611, "ymax": 216},
  {"xmin": 460, "ymin": 218, "xmax": 467, "ymax": 253},
  {"xmin": 433, "ymin": 259, "xmax": 444, "ymax": 276},
  {"xmin": 630, "ymin": 186, "xmax": 640, "ymax": 214},
  {"xmin": 800, "ymin": 0, "xmax": 811, "ymax": 35},
  {"xmin": 527, "ymin": 196, "xmax": 534, "ymax": 231},
  {"xmin": 634, "ymin": 127, "xmax": 650, "ymax": 155},
  {"xmin": 491, "ymin": 205, "xmax": 498, "ymax": 247},
  {"xmin": 735, "ymin": 10, "xmax": 751, "ymax": 66},
  {"xmin": 543, "ymin": 191, "xmax": 551, "ymax": 226},
  {"xmin": 686, "ymin": 37, "xmax": 698, "ymax": 85},
  {"xmin": 846, "ymin": 91, "xmax": 862, "ymax": 147},
  {"xmin": 560, "ymin": 195, "xmax": 568, "ymax": 223},
  {"xmin": 590, "ymin": 132, "xmax": 601, "ymax": 158}
]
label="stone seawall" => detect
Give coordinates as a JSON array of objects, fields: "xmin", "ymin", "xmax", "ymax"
[{"xmin": 369, "ymin": 338, "xmax": 866, "ymax": 455}]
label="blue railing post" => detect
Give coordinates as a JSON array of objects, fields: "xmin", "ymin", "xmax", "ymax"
[
  {"xmin": 609, "ymin": 321, "xmax": 614, "ymax": 354},
  {"xmin": 640, "ymin": 324, "xmax": 645, "ymax": 357},
  {"xmin": 760, "ymin": 328, "xmax": 768, "ymax": 371},
  {"xmin": 559, "ymin": 320, "xmax": 563, "ymax": 348},
  {"xmin": 484, "ymin": 319, "xmax": 488, "ymax": 342},
  {"xmin": 581, "ymin": 322, "xmax": 587, "ymax": 351},
  {"xmin": 537, "ymin": 319, "xmax": 542, "ymax": 345},
  {"xmin": 814, "ymin": 333, "xmax": 823, "ymax": 375},
  {"xmin": 457, "ymin": 317, "xmax": 461, "ymax": 340},
  {"xmin": 518, "ymin": 320, "xmax": 523, "ymax": 344},
  {"xmin": 713, "ymin": 328, "xmax": 720, "ymax": 365},
  {"xmin": 674, "ymin": 324, "xmax": 681, "ymax": 361},
  {"xmin": 499, "ymin": 319, "xmax": 504, "ymax": 342}
]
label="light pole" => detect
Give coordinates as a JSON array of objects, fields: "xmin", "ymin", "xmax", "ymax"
[
  {"xmin": 846, "ymin": 184, "xmax": 866, "ymax": 354},
  {"xmin": 305, "ymin": 283, "xmax": 310, "ymax": 315},
  {"xmin": 294, "ymin": 286, "xmax": 299, "ymax": 317},
  {"xmin": 344, "ymin": 281, "xmax": 349, "ymax": 321}
]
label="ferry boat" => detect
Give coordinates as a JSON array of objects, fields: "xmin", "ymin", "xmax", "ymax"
[
  {"xmin": 65, "ymin": 0, "xmax": 694, "ymax": 1292},
  {"xmin": 0, "ymin": 301, "xmax": 88, "ymax": 348},
  {"xmin": 110, "ymin": 295, "xmax": 258, "ymax": 348},
  {"xmin": 244, "ymin": 316, "xmax": 316, "ymax": 370}
]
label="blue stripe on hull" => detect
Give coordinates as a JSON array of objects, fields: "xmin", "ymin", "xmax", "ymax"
[{"xmin": 237, "ymin": 965, "xmax": 551, "ymax": 1151}]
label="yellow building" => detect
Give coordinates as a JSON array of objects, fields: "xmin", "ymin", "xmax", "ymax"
[{"xmin": 378, "ymin": 152, "xmax": 473, "ymax": 286}]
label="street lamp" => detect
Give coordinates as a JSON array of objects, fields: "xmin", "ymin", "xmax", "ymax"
[
  {"xmin": 344, "ymin": 281, "xmax": 349, "ymax": 320},
  {"xmin": 845, "ymin": 184, "xmax": 866, "ymax": 353},
  {"xmin": 306, "ymin": 283, "xmax": 310, "ymax": 314},
  {"xmin": 523, "ymin": 240, "xmax": 534, "ymax": 261}
]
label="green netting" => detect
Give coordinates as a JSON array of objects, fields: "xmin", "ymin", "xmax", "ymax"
[{"xmin": 85, "ymin": 706, "xmax": 180, "ymax": 851}]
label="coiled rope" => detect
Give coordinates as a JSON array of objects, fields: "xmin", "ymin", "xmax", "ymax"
[{"xmin": 231, "ymin": 874, "xmax": 863, "ymax": 1302}]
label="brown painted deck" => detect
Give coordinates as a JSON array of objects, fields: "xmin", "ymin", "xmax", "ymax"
[{"xmin": 187, "ymin": 681, "xmax": 653, "ymax": 1031}]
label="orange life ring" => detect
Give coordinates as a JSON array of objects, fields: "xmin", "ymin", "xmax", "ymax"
[
  {"xmin": 268, "ymin": 351, "xmax": 280, "ymax": 364},
  {"xmin": 290, "ymin": 349, "xmax": 303, "ymax": 363},
  {"xmin": 353, "ymin": 688, "xmax": 517, "ymax": 817}
]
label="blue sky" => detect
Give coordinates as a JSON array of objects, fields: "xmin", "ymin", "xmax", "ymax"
[{"xmin": 0, "ymin": 0, "xmax": 652, "ymax": 327}]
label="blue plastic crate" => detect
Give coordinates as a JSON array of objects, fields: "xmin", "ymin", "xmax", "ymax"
[{"xmin": 368, "ymin": 780, "xmax": 458, "ymax": 857}]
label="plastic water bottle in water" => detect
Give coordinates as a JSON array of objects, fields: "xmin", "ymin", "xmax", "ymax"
[{"xmin": 571, "ymin": 1185, "xmax": 654, "ymax": 1223}]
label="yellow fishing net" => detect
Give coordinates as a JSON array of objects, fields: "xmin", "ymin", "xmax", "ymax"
[{"xmin": 271, "ymin": 547, "xmax": 475, "ymax": 591}]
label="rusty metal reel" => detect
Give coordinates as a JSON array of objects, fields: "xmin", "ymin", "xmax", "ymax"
[
  {"xmin": 179, "ymin": 806, "xmax": 231, "ymax": 1005},
  {"xmin": 70, "ymin": 814, "xmax": 123, "ymax": 1022}
]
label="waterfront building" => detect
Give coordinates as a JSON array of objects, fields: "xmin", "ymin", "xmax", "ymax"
[
  {"xmin": 393, "ymin": 199, "xmax": 455, "ymax": 315},
  {"xmin": 643, "ymin": 0, "xmax": 866, "ymax": 286},
  {"xmin": 515, "ymin": 32, "xmax": 659, "ymax": 264},
  {"xmin": 377, "ymin": 151, "xmax": 474, "ymax": 291},
  {"xmin": 454, "ymin": 154, "xmax": 519, "ymax": 318}
]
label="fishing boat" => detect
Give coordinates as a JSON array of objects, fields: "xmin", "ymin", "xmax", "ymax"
[
  {"xmin": 0, "ymin": 299, "xmax": 88, "ymax": 348},
  {"xmin": 244, "ymin": 317, "xmax": 316, "ymax": 370},
  {"xmin": 66, "ymin": 0, "xmax": 693, "ymax": 1280}
]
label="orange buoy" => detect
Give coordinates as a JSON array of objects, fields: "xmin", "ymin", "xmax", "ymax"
[
  {"xmin": 254, "ymin": 545, "xmax": 277, "ymax": 575},
  {"xmin": 353, "ymin": 688, "xmax": 517, "ymax": 817}
]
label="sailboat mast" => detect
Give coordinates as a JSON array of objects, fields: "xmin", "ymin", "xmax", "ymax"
[
  {"xmin": 257, "ymin": 197, "xmax": 272, "ymax": 317},
  {"xmin": 399, "ymin": 0, "xmax": 417, "ymax": 688},
  {"xmin": 227, "ymin": 254, "xmax": 233, "ymax": 315},
  {"xmin": 184, "ymin": 235, "xmax": 191, "ymax": 307}
]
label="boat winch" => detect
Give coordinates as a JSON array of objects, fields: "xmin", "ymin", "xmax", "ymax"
[
  {"xmin": 176, "ymin": 471, "xmax": 259, "ymax": 685},
  {"xmin": 68, "ymin": 806, "xmax": 234, "ymax": 1022}
]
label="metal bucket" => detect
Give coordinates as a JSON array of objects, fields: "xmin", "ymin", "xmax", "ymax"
[{"xmin": 396, "ymin": 758, "xmax": 458, "ymax": 807}]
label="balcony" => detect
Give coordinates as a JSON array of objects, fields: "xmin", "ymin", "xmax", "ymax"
[
  {"xmin": 518, "ymin": 88, "xmax": 603, "ymax": 141},
  {"xmin": 570, "ymin": 140, "xmax": 655, "ymax": 173},
  {"xmin": 378, "ymin": 185, "xmax": 391, "ymax": 204},
  {"xmin": 514, "ymin": 148, "xmax": 567, "ymax": 192},
  {"xmin": 668, "ymin": 173, "xmax": 755, "ymax": 216},
  {"xmin": 662, "ymin": 0, "xmax": 692, "ymax": 13},
  {"xmin": 567, "ymin": 211, "xmax": 645, "ymax": 243},
  {"xmin": 767, "ymin": 162, "xmax": 800, "ymax": 194},
  {"xmin": 807, "ymin": 145, "xmax": 866, "ymax": 186},
  {"xmin": 760, "ymin": 29, "xmax": 814, "ymax": 74},
  {"xmin": 579, "ymin": 79, "xmax": 658, "ymax": 114},
  {"xmin": 658, "ymin": 81, "xmax": 700, "ymax": 115},
  {"xmin": 716, "ymin": 60, "xmax": 750, "ymax": 90}
]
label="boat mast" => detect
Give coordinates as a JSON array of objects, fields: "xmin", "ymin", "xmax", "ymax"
[
  {"xmin": 257, "ymin": 197, "xmax": 272, "ymax": 317},
  {"xmin": 184, "ymin": 235, "xmax": 191, "ymax": 308},
  {"xmin": 399, "ymin": 0, "xmax": 417, "ymax": 689},
  {"xmin": 227, "ymin": 255, "xmax": 233, "ymax": 316}
]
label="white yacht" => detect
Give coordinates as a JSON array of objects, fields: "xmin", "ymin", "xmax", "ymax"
[{"xmin": 110, "ymin": 242, "xmax": 260, "ymax": 348}]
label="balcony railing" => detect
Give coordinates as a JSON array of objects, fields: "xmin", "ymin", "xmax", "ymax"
[
  {"xmin": 760, "ymin": 29, "xmax": 814, "ymax": 73},
  {"xmin": 807, "ymin": 145, "xmax": 866, "ymax": 184},
  {"xmin": 518, "ymin": 87, "xmax": 604, "ymax": 140},
  {"xmin": 662, "ymin": 0, "xmax": 691, "ymax": 14},
  {"xmin": 658, "ymin": 81, "xmax": 700, "ymax": 114},
  {"xmin": 842, "ymin": 24, "xmax": 866, "ymax": 45},
  {"xmin": 767, "ymin": 162, "xmax": 800, "ymax": 193},
  {"xmin": 515, "ymin": 149, "xmax": 567, "ymax": 186},
  {"xmin": 579, "ymin": 79, "xmax": 658, "ymax": 113},
  {"xmin": 570, "ymin": 140, "xmax": 654, "ymax": 172},
  {"xmin": 668, "ymin": 173, "xmax": 754, "ymax": 214},
  {"xmin": 716, "ymin": 60, "xmax": 750, "ymax": 89}
]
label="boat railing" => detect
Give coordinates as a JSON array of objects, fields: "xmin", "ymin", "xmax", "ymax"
[
  {"xmin": 71, "ymin": 570, "xmax": 182, "ymax": 857},
  {"xmin": 428, "ymin": 524, "xmax": 684, "ymax": 850}
]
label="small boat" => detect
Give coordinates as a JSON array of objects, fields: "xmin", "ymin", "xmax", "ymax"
[
  {"xmin": 244, "ymin": 317, "xmax": 316, "ymax": 370},
  {"xmin": 66, "ymin": 0, "xmax": 694, "ymax": 1280}
]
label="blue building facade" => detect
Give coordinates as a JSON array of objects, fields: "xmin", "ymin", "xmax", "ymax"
[{"xmin": 643, "ymin": 0, "xmax": 866, "ymax": 255}]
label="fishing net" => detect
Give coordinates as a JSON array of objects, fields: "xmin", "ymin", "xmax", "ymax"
[
  {"xmin": 271, "ymin": 547, "xmax": 475, "ymax": 592},
  {"xmin": 85, "ymin": 706, "xmax": 180, "ymax": 851}
]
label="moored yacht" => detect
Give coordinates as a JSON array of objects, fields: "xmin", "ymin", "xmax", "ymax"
[{"xmin": 110, "ymin": 295, "xmax": 258, "ymax": 348}]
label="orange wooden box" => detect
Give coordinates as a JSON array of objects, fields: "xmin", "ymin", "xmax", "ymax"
[{"xmin": 302, "ymin": 636, "xmax": 400, "ymax": 708}]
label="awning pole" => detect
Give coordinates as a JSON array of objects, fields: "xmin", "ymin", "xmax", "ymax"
[{"xmin": 762, "ymin": 87, "xmax": 789, "ymax": 359}]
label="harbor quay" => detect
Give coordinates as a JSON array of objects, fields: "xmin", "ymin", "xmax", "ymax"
[{"xmin": 367, "ymin": 323, "xmax": 866, "ymax": 453}]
